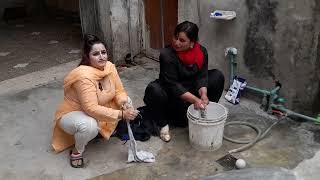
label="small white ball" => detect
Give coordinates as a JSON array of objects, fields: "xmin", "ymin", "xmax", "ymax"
[{"xmin": 236, "ymin": 159, "xmax": 246, "ymax": 169}]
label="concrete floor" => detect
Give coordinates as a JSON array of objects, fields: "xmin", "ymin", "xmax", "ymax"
[
  {"xmin": 1, "ymin": 58, "xmax": 320, "ymax": 180},
  {"xmin": 0, "ymin": 16, "xmax": 81, "ymax": 81},
  {"xmin": 1, "ymin": 16, "xmax": 320, "ymax": 180}
]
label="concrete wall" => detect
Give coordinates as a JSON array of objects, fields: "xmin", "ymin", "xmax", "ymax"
[
  {"xmin": 79, "ymin": 0, "xmax": 141, "ymax": 64},
  {"xmin": 179, "ymin": 0, "xmax": 320, "ymax": 115},
  {"xmin": 109, "ymin": 0, "xmax": 141, "ymax": 63}
]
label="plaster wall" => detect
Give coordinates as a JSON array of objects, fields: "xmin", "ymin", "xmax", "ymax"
[
  {"xmin": 109, "ymin": 0, "xmax": 140, "ymax": 63},
  {"xmin": 179, "ymin": 0, "xmax": 320, "ymax": 115}
]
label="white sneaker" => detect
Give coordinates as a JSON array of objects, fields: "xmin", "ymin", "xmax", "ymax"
[{"xmin": 160, "ymin": 125, "xmax": 171, "ymax": 142}]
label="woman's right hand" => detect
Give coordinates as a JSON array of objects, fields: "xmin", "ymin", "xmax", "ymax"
[
  {"xmin": 122, "ymin": 108, "xmax": 139, "ymax": 121},
  {"xmin": 194, "ymin": 98, "xmax": 205, "ymax": 110}
]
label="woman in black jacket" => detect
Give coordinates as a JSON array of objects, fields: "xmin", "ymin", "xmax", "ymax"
[{"xmin": 143, "ymin": 21, "xmax": 225, "ymax": 142}]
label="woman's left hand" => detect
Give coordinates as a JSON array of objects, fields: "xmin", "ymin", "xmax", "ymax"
[
  {"xmin": 122, "ymin": 108, "xmax": 139, "ymax": 121},
  {"xmin": 201, "ymin": 95, "xmax": 209, "ymax": 107},
  {"xmin": 121, "ymin": 97, "xmax": 134, "ymax": 110},
  {"xmin": 199, "ymin": 87, "xmax": 209, "ymax": 107},
  {"xmin": 122, "ymin": 102, "xmax": 133, "ymax": 110}
]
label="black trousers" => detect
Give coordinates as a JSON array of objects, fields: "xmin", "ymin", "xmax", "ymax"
[{"xmin": 143, "ymin": 69, "xmax": 225, "ymax": 128}]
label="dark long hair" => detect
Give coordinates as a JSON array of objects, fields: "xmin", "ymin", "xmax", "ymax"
[
  {"xmin": 174, "ymin": 21, "xmax": 199, "ymax": 42},
  {"xmin": 78, "ymin": 34, "xmax": 107, "ymax": 66}
]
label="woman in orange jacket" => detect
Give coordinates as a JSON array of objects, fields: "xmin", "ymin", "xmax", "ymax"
[{"xmin": 52, "ymin": 34, "xmax": 138, "ymax": 168}]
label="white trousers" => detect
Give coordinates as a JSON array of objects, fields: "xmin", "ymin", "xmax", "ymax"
[{"xmin": 59, "ymin": 111, "xmax": 99, "ymax": 153}]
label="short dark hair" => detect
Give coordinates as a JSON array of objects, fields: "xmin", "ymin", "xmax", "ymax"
[
  {"xmin": 79, "ymin": 34, "xmax": 107, "ymax": 66},
  {"xmin": 174, "ymin": 21, "xmax": 199, "ymax": 42}
]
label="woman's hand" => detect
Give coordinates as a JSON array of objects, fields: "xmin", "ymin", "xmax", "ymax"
[
  {"xmin": 122, "ymin": 108, "xmax": 139, "ymax": 121},
  {"xmin": 201, "ymin": 94, "xmax": 209, "ymax": 107},
  {"xmin": 122, "ymin": 102, "xmax": 133, "ymax": 110},
  {"xmin": 199, "ymin": 87, "xmax": 209, "ymax": 107},
  {"xmin": 194, "ymin": 98, "xmax": 205, "ymax": 110},
  {"xmin": 121, "ymin": 97, "xmax": 133, "ymax": 110}
]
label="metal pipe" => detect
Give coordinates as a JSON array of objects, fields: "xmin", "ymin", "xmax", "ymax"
[
  {"xmin": 229, "ymin": 53, "xmax": 235, "ymax": 87},
  {"xmin": 289, "ymin": 111, "xmax": 318, "ymax": 122},
  {"xmin": 271, "ymin": 104, "xmax": 319, "ymax": 123},
  {"xmin": 270, "ymin": 86, "xmax": 281, "ymax": 94},
  {"xmin": 246, "ymin": 86, "xmax": 271, "ymax": 95},
  {"xmin": 227, "ymin": 50, "xmax": 280, "ymax": 96},
  {"xmin": 226, "ymin": 46, "xmax": 319, "ymax": 124}
]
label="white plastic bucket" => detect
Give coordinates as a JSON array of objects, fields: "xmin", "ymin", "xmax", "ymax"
[{"xmin": 187, "ymin": 102, "xmax": 228, "ymax": 151}]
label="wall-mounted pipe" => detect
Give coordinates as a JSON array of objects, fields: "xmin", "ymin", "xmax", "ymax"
[
  {"xmin": 226, "ymin": 49, "xmax": 319, "ymax": 123},
  {"xmin": 227, "ymin": 50, "xmax": 280, "ymax": 96},
  {"xmin": 246, "ymin": 86, "xmax": 273, "ymax": 96},
  {"xmin": 228, "ymin": 53, "xmax": 235, "ymax": 87},
  {"xmin": 271, "ymin": 104, "xmax": 320, "ymax": 123}
]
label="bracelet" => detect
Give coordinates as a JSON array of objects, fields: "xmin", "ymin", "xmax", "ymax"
[{"xmin": 121, "ymin": 110, "xmax": 124, "ymax": 120}]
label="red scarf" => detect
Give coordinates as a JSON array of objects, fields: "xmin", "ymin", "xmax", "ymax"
[{"xmin": 174, "ymin": 42, "xmax": 204, "ymax": 70}]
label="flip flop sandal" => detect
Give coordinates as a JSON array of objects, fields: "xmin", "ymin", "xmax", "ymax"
[{"xmin": 69, "ymin": 150, "xmax": 84, "ymax": 168}]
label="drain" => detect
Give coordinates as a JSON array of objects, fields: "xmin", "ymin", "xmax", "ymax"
[{"xmin": 216, "ymin": 153, "xmax": 238, "ymax": 170}]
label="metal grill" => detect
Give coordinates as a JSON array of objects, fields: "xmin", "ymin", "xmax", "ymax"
[{"xmin": 216, "ymin": 153, "xmax": 238, "ymax": 171}]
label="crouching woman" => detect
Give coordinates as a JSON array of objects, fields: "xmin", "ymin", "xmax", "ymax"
[
  {"xmin": 51, "ymin": 34, "xmax": 138, "ymax": 168},
  {"xmin": 143, "ymin": 21, "xmax": 225, "ymax": 142}
]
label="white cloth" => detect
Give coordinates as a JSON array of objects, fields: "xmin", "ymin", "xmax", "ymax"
[{"xmin": 127, "ymin": 121, "xmax": 155, "ymax": 163}]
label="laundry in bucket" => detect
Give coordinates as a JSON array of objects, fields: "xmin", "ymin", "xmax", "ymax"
[
  {"xmin": 187, "ymin": 102, "xmax": 228, "ymax": 151},
  {"xmin": 225, "ymin": 76, "xmax": 247, "ymax": 104}
]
